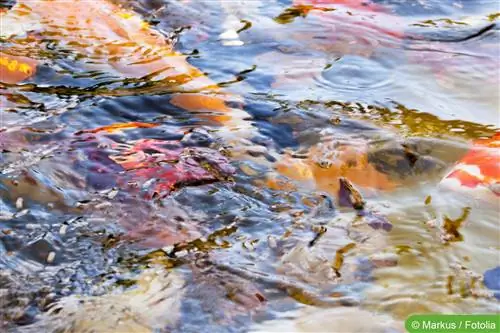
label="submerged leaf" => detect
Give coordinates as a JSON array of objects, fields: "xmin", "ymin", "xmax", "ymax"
[
  {"xmin": 332, "ymin": 242, "xmax": 356, "ymax": 276},
  {"xmin": 442, "ymin": 207, "xmax": 471, "ymax": 242}
]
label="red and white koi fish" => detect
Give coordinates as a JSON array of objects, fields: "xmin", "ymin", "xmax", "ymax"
[
  {"xmin": 438, "ymin": 132, "xmax": 500, "ymax": 204},
  {"xmin": 429, "ymin": 132, "xmax": 499, "ymax": 242}
]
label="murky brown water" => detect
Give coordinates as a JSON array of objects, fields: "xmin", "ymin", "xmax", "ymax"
[{"xmin": 1, "ymin": 0, "xmax": 499, "ymax": 332}]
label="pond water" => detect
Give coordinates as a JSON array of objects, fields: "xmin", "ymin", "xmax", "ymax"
[{"xmin": 0, "ymin": 0, "xmax": 499, "ymax": 332}]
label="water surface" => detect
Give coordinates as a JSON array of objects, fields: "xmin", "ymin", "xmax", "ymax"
[{"xmin": 0, "ymin": 0, "xmax": 499, "ymax": 332}]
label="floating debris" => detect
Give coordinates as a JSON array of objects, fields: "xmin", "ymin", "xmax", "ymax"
[
  {"xmin": 338, "ymin": 178, "xmax": 392, "ymax": 231},
  {"xmin": 15, "ymin": 197, "xmax": 23, "ymax": 210},
  {"xmin": 442, "ymin": 207, "xmax": 471, "ymax": 242},
  {"xmin": 267, "ymin": 236, "xmax": 278, "ymax": 249},
  {"xmin": 75, "ymin": 122, "xmax": 159, "ymax": 135},
  {"xmin": 59, "ymin": 223, "xmax": 68, "ymax": 236},
  {"xmin": 161, "ymin": 223, "xmax": 238, "ymax": 257},
  {"xmin": 308, "ymin": 225, "xmax": 327, "ymax": 247},
  {"xmin": 448, "ymin": 263, "xmax": 485, "ymax": 298},
  {"xmin": 332, "ymin": 243, "xmax": 356, "ymax": 277},
  {"xmin": 46, "ymin": 252, "xmax": 56, "ymax": 264},
  {"xmin": 94, "ymin": 202, "xmax": 112, "ymax": 210},
  {"xmin": 338, "ymin": 177, "xmax": 365, "ymax": 210},
  {"xmin": 107, "ymin": 188, "xmax": 119, "ymax": 200}
]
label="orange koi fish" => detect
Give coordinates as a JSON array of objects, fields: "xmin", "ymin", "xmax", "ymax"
[
  {"xmin": 439, "ymin": 133, "xmax": 500, "ymax": 203},
  {"xmin": 0, "ymin": 0, "xmax": 247, "ymax": 127},
  {"xmin": 274, "ymin": 138, "xmax": 397, "ymax": 196}
]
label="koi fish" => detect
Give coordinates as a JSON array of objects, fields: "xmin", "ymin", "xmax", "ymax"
[
  {"xmin": 0, "ymin": 52, "xmax": 37, "ymax": 84},
  {"xmin": 1, "ymin": 123, "xmax": 235, "ymax": 208},
  {"xmin": 438, "ymin": 132, "xmax": 500, "ymax": 204},
  {"xmin": 293, "ymin": 0, "xmax": 387, "ymax": 13},
  {"xmin": 274, "ymin": 138, "xmax": 398, "ymax": 196},
  {"xmin": 264, "ymin": 0, "xmax": 405, "ymax": 90},
  {"xmin": 0, "ymin": 0, "xmax": 249, "ymax": 128},
  {"xmin": 273, "ymin": 132, "xmax": 448, "ymax": 191},
  {"xmin": 106, "ymin": 137, "xmax": 235, "ymax": 199},
  {"xmin": 3, "ymin": 0, "xmax": 177, "ymax": 80},
  {"xmin": 428, "ymin": 133, "xmax": 499, "ymax": 242},
  {"xmin": 288, "ymin": 0, "xmax": 405, "ymax": 43}
]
